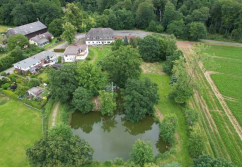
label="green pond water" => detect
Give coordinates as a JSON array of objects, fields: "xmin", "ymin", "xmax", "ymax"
[{"xmin": 71, "ymin": 111, "xmax": 169, "ymax": 161}]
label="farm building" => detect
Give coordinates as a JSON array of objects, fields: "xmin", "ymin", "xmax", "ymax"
[
  {"xmin": 85, "ymin": 28, "xmax": 115, "ymax": 45},
  {"xmin": 64, "ymin": 44, "xmax": 88, "ymax": 62},
  {"xmin": 6, "ymin": 21, "xmax": 47, "ymax": 39},
  {"xmin": 29, "ymin": 32, "xmax": 54, "ymax": 47},
  {"xmin": 27, "ymin": 87, "xmax": 44, "ymax": 99}
]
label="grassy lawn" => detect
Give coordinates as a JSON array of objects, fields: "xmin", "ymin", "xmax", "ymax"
[
  {"xmin": 89, "ymin": 46, "xmax": 112, "ymax": 65},
  {"xmin": 0, "ymin": 97, "xmax": 42, "ymax": 167},
  {"xmin": 142, "ymin": 74, "xmax": 192, "ymax": 166},
  {"xmin": 0, "ymin": 25, "xmax": 12, "ymax": 33},
  {"xmin": 36, "ymin": 70, "xmax": 49, "ymax": 83}
]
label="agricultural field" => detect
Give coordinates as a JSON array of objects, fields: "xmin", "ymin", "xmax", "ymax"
[
  {"xmin": 178, "ymin": 42, "xmax": 242, "ymax": 167},
  {"xmin": 0, "ymin": 94, "xmax": 42, "ymax": 167},
  {"xmin": 203, "ymin": 45, "xmax": 242, "ymax": 126}
]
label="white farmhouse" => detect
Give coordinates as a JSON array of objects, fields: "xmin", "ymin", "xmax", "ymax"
[
  {"xmin": 63, "ymin": 44, "xmax": 88, "ymax": 62},
  {"xmin": 85, "ymin": 28, "xmax": 114, "ymax": 46}
]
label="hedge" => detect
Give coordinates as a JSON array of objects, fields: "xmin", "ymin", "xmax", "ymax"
[
  {"xmin": 1, "ymin": 90, "xmax": 18, "ymax": 99},
  {"xmin": 53, "ymin": 48, "xmax": 65, "ymax": 52}
]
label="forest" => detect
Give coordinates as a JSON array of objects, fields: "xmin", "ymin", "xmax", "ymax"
[{"xmin": 1, "ymin": 0, "xmax": 242, "ymax": 41}]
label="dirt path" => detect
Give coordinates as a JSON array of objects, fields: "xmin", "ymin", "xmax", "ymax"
[
  {"xmin": 202, "ymin": 64, "xmax": 242, "ymax": 139},
  {"xmin": 51, "ymin": 102, "xmax": 60, "ymax": 127},
  {"xmin": 177, "ymin": 41, "xmax": 242, "ymax": 140}
]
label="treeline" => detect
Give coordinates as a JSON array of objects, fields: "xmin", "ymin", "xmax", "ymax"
[{"xmin": 1, "ymin": 0, "xmax": 242, "ymax": 41}]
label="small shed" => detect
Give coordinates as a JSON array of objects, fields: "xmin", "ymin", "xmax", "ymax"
[{"xmin": 27, "ymin": 87, "xmax": 44, "ymax": 99}]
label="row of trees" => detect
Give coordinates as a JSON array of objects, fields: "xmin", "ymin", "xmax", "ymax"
[{"xmin": 2, "ymin": 0, "xmax": 242, "ymax": 41}]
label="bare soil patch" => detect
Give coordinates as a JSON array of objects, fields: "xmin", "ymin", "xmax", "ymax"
[{"xmin": 141, "ymin": 62, "xmax": 166, "ymax": 75}]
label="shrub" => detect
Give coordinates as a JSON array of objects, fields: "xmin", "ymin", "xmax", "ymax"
[
  {"xmin": 130, "ymin": 139, "xmax": 154, "ymax": 166},
  {"xmin": 54, "ymin": 48, "xmax": 65, "ymax": 52},
  {"xmin": 1, "ymin": 72, "xmax": 7, "ymax": 76},
  {"xmin": 1, "ymin": 83, "xmax": 10, "ymax": 89},
  {"xmin": 58, "ymin": 56, "xmax": 62, "ymax": 63},
  {"xmin": 159, "ymin": 114, "xmax": 178, "ymax": 143},
  {"xmin": 1, "ymin": 90, "xmax": 18, "ymax": 99},
  {"xmin": 114, "ymin": 157, "xmax": 124, "ymax": 165},
  {"xmin": 188, "ymin": 125, "xmax": 206, "ymax": 157},
  {"xmin": 28, "ymin": 78, "xmax": 40, "ymax": 87},
  {"xmin": 104, "ymin": 160, "xmax": 112, "ymax": 166}
]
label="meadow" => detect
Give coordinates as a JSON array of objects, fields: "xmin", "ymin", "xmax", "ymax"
[{"xmin": 0, "ymin": 95, "xmax": 42, "ymax": 167}]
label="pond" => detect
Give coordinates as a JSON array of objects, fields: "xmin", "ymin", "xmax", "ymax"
[{"xmin": 71, "ymin": 111, "xmax": 169, "ymax": 161}]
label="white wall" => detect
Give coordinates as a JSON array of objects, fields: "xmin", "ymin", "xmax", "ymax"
[{"xmin": 86, "ymin": 40, "xmax": 114, "ymax": 46}]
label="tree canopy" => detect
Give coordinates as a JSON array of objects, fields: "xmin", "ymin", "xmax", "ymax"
[
  {"xmin": 26, "ymin": 124, "xmax": 94, "ymax": 166},
  {"xmin": 130, "ymin": 139, "xmax": 154, "ymax": 166},
  {"xmin": 100, "ymin": 46, "xmax": 142, "ymax": 88},
  {"xmin": 7, "ymin": 34, "xmax": 29, "ymax": 50},
  {"xmin": 122, "ymin": 77, "xmax": 159, "ymax": 122}
]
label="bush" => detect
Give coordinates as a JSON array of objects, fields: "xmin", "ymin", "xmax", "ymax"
[
  {"xmin": 104, "ymin": 160, "xmax": 112, "ymax": 166},
  {"xmin": 1, "ymin": 72, "xmax": 7, "ymax": 76},
  {"xmin": 159, "ymin": 114, "xmax": 178, "ymax": 143},
  {"xmin": 58, "ymin": 56, "xmax": 62, "ymax": 63},
  {"xmin": 1, "ymin": 90, "xmax": 18, "ymax": 99},
  {"xmin": 28, "ymin": 78, "xmax": 40, "ymax": 87},
  {"xmin": 54, "ymin": 48, "xmax": 65, "ymax": 52},
  {"xmin": 114, "ymin": 157, "xmax": 124, "ymax": 165},
  {"xmin": 130, "ymin": 139, "xmax": 154, "ymax": 166},
  {"xmin": 1, "ymin": 83, "xmax": 10, "ymax": 89}
]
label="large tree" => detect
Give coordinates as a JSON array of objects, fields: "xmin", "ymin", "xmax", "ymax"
[
  {"xmin": 100, "ymin": 46, "xmax": 141, "ymax": 88},
  {"xmin": 188, "ymin": 125, "xmax": 206, "ymax": 157},
  {"xmin": 48, "ymin": 19, "xmax": 64, "ymax": 37},
  {"xmin": 130, "ymin": 139, "xmax": 154, "ymax": 166},
  {"xmin": 72, "ymin": 87, "xmax": 94, "ymax": 114},
  {"xmin": 76, "ymin": 62, "xmax": 107, "ymax": 95},
  {"xmin": 7, "ymin": 34, "xmax": 29, "ymax": 50},
  {"xmin": 139, "ymin": 35, "xmax": 161, "ymax": 62},
  {"xmin": 26, "ymin": 124, "xmax": 94, "ymax": 166},
  {"xmin": 61, "ymin": 22, "xmax": 77, "ymax": 44},
  {"xmin": 136, "ymin": 1, "xmax": 155, "ymax": 29},
  {"xmin": 169, "ymin": 57, "xmax": 193, "ymax": 104},
  {"xmin": 8, "ymin": 46, "xmax": 23, "ymax": 62},
  {"xmin": 99, "ymin": 90, "xmax": 116, "ymax": 116},
  {"xmin": 122, "ymin": 77, "xmax": 159, "ymax": 122},
  {"xmin": 48, "ymin": 64, "xmax": 78, "ymax": 102},
  {"xmin": 159, "ymin": 114, "xmax": 178, "ymax": 143},
  {"xmin": 167, "ymin": 20, "xmax": 186, "ymax": 38},
  {"xmin": 64, "ymin": 3, "xmax": 83, "ymax": 31},
  {"xmin": 188, "ymin": 22, "xmax": 207, "ymax": 41}
]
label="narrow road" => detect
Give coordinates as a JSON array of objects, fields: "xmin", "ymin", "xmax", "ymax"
[
  {"xmin": 51, "ymin": 102, "xmax": 60, "ymax": 127},
  {"xmin": 200, "ymin": 39, "xmax": 242, "ymax": 47}
]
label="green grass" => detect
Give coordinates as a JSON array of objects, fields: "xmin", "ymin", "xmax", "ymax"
[
  {"xmin": 0, "ymin": 25, "xmax": 12, "ymax": 33},
  {"xmin": 211, "ymin": 74, "xmax": 242, "ymax": 100},
  {"xmin": 89, "ymin": 46, "xmax": 112, "ymax": 65},
  {"xmin": 141, "ymin": 74, "xmax": 192, "ymax": 166},
  {"xmin": 205, "ymin": 45, "xmax": 242, "ymax": 59},
  {"xmin": 226, "ymin": 100, "xmax": 242, "ymax": 126},
  {"xmin": 0, "ymin": 98, "xmax": 42, "ymax": 167},
  {"xmin": 204, "ymin": 58, "xmax": 242, "ymax": 76}
]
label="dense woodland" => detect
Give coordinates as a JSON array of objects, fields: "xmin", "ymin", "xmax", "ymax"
[{"xmin": 1, "ymin": 0, "xmax": 242, "ymax": 41}]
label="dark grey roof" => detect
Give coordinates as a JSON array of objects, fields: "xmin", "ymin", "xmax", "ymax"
[
  {"xmin": 13, "ymin": 58, "xmax": 40, "ymax": 69},
  {"xmin": 30, "ymin": 32, "xmax": 53, "ymax": 44},
  {"xmin": 85, "ymin": 28, "xmax": 114, "ymax": 41},
  {"xmin": 32, "ymin": 51, "xmax": 55, "ymax": 61},
  {"xmin": 6, "ymin": 21, "xmax": 47, "ymax": 38},
  {"xmin": 64, "ymin": 44, "xmax": 87, "ymax": 55}
]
